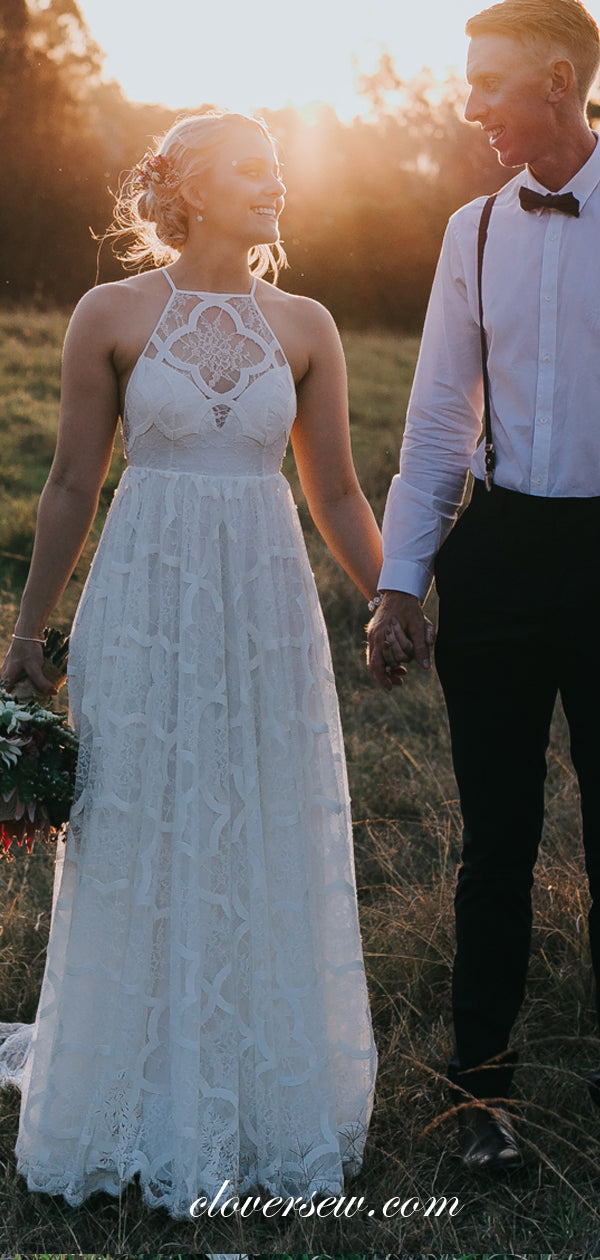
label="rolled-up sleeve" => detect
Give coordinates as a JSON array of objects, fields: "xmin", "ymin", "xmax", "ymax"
[{"xmin": 379, "ymin": 211, "xmax": 485, "ymax": 600}]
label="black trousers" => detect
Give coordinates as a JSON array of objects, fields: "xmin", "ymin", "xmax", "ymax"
[{"xmin": 434, "ymin": 478, "xmax": 600, "ymax": 1099}]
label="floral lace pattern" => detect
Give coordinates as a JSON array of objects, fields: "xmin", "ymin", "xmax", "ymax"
[
  {"xmin": 122, "ymin": 279, "xmax": 297, "ymax": 465},
  {"xmin": 6, "ymin": 281, "xmax": 377, "ymax": 1220}
]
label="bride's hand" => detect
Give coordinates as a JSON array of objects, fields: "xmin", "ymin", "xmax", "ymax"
[{"xmin": 0, "ymin": 639, "xmax": 56, "ymax": 698}]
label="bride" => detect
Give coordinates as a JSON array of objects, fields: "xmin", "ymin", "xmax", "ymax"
[{"xmin": 0, "ymin": 110, "xmax": 382, "ymax": 1220}]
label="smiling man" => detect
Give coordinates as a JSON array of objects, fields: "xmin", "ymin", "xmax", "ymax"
[{"xmin": 367, "ymin": 0, "xmax": 600, "ymax": 1173}]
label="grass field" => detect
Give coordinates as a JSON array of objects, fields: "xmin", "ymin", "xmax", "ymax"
[{"xmin": 1, "ymin": 309, "xmax": 600, "ymax": 1256}]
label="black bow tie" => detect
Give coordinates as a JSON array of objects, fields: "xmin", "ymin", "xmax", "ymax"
[{"xmin": 519, "ymin": 186, "xmax": 580, "ymax": 217}]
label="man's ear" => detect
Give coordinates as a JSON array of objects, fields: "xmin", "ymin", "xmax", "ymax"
[{"xmin": 547, "ymin": 57, "xmax": 576, "ymax": 103}]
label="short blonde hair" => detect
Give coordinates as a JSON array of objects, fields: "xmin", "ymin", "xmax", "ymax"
[
  {"xmin": 110, "ymin": 111, "xmax": 287, "ymax": 283},
  {"xmin": 466, "ymin": 0, "xmax": 600, "ymax": 104}
]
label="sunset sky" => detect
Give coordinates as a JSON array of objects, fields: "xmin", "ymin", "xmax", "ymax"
[{"xmin": 76, "ymin": 0, "xmax": 600, "ymax": 119}]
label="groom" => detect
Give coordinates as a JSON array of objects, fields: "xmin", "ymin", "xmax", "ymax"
[{"xmin": 368, "ymin": 0, "xmax": 600, "ymax": 1173}]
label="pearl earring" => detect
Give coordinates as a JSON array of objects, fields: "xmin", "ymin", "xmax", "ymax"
[{"xmin": 196, "ymin": 212, "xmax": 204, "ymax": 223}]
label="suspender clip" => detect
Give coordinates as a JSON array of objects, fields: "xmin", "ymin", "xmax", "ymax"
[{"xmin": 484, "ymin": 442, "xmax": 496, "ymax": 492}]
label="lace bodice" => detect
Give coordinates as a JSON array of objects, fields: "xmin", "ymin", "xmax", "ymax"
[{"xmin": 123, "ymin": 273, "xmax": 297, "ymax": 476}]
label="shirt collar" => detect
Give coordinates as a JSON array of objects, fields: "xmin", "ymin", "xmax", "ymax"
[{"xmin": 523, "ymin": 131, "xmax": 600, "ymax": 212}]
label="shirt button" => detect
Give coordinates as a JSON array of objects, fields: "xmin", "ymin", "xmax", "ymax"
[
  {"xmin": 544, "ymin": 294, "xmax": 552, "ymax": 302},
  {"xmin": 549, "ymin": 233, "xmax": 558, "ymax": 241},
  {"xmin": 533, "ymin": 476, "xmax": 542, "ymax": 485},
  {"xmin": 538, "ymin": 416, "xmax": 548, "ymax": 424},
  {"xmin": 542, "ymin": 354, "xmax": 551, "ymax": 363}
]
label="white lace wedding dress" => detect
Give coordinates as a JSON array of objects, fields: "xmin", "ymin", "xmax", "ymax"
[{"xmin": 0, "ymin": 273, "xmax": 377, "ymax": 1220}]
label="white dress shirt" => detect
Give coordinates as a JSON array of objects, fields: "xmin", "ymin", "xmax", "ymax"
[{"xmin": 379, "ymin": 134, "xmax": 600, "ymax": 601}]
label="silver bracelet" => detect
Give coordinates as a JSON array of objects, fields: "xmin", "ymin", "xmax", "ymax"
[
  {"xmin": 11, "ymin": 632, "xmax": 45, "ymax": 644},
  {"xmin": 367, "ymin": 593, "xmax": 383, "ymax": 613}
]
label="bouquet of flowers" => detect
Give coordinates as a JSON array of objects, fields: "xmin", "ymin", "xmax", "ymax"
[{"xmin": 0, "ymin": 629, "xmax": 78, "ymax": 858}]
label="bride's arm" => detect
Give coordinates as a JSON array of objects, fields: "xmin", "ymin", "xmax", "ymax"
[
  {"xmin": 1, "ymin": 288, "xmax": 121, "ymax": 694},
  {"xmin": 290, "ymin": 299, "xmax": 382, "ymax": 602}
]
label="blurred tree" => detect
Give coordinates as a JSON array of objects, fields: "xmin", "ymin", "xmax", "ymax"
[
  {"xmin": 29, "ymin": 0, "xmax": 104, "ymax": 92},
  {"xmin": 0, "ymin": 0, "xmax": 111, "ymax": 302},
  {"xmin": 269, "ymin": 58, "xmax": 512, "ymax": 327}
]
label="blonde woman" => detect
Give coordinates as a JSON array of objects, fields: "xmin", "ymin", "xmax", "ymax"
[{"xmin": 0, "ymin": 112, "xmax": 380, "ymax": 1218}]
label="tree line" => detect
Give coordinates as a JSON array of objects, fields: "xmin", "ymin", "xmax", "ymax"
[{"xmin": 3, "ymin": 0, "xmax": 599, "ymax": 328}]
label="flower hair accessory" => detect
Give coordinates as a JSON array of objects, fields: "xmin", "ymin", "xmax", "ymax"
[{"xmin": 133, "ymin": 152, "xmax": 180, "ymax": 192}]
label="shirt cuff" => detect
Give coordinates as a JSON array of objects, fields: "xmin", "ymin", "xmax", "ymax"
[{"xmin": 377, "ymin": 558, "xmax": 433, "ymax": 603}]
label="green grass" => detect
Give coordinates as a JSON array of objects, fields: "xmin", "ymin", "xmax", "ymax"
[
  {"xmin": 2, "ymin": 1254, "xmax": 550, "ymax": 1260},
  {"xmin": 1, "ymin": 309, "xmax": 600, "ymax": 1254}
]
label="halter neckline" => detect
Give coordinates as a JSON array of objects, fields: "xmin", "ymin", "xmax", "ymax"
[{"xmin": 162, "ymin": 269, "xmax": 257, "ymax": 298}]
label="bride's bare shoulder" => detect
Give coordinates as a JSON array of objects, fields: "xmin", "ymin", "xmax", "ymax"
[
  {"xmin": 66, "ymin": 272, "xmax": 168, "ymax": 349},
  {"xmin": 254, "ymin": 282, "xmax": 343, "ymax": 383},
  {"xmin": 257, "ymin": 282, "xmax": 338, "ymax": 333},
  {"xmin": 257, "ymin": 281, "xmax": 342, "ymax": 358},
  {"xmin": 72, "ymin": 271, "xmax": 165, "ymax": 318}
]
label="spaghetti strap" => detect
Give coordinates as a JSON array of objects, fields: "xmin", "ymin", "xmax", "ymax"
[{"xmin": 161, "ymin": 267, "xmax": 177, "ymax": 293}]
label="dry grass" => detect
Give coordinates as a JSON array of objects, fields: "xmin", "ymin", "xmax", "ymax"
[{"xmin": 0, "ymin": 311, "xmax": 599, "ymax": 1254}]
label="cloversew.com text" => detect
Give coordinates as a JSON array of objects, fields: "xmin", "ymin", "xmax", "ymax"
[{"xmin": 189, "ymin": 1179, "xmax": 462, "ymax": 1220}]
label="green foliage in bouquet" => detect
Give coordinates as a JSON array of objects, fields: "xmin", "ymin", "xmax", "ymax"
[{"xmin": 0, "ymin": 628, "xmax": 78, "ymax": 857}]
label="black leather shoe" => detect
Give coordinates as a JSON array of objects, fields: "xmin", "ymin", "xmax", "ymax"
[
  {"xmin": 459, "ymin": 1104, "xmax": 523, "ymax": 1173},
  {"xmin": 588, "ymin": 1066, "xmax": 600, "ymax": 1106}
]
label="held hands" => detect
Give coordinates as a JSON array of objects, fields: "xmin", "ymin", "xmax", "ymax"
[{"xmin": 366, "ymin": 591, "xmax": 435, "ymax": 693}]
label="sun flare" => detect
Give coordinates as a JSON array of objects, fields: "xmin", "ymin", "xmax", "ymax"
[{"xmin": 74, "ymin": 0, "xmax": 519, "ymax": 117}]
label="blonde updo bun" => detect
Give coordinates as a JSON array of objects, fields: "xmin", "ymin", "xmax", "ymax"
[
  {"xmin": 108, "ymin": 110, "xmax": 287, "ymax": 282},
  {"xmin": 136, "ymin": 191, "xmax": 151, "ymax": 222}
]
